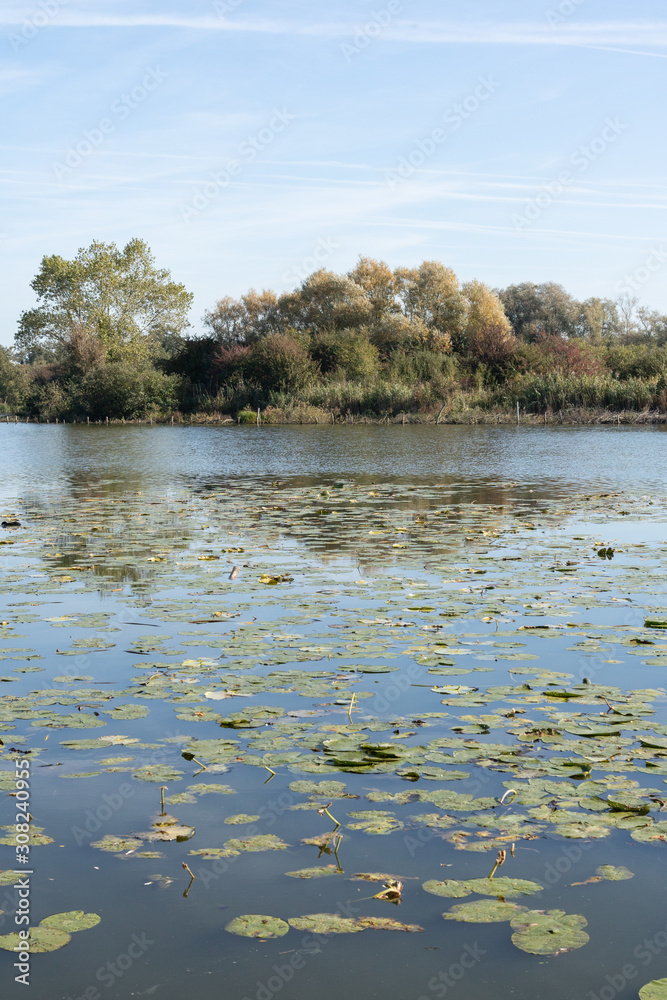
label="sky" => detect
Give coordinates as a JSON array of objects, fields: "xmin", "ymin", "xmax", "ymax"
[{"xmin": 1, "ymin": 0, "xmax": 666, "ymax": 344}]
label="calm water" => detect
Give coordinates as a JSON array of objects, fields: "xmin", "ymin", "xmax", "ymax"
[
  {"xmin": 0, "ymin": 423, "xmax": 666, "ymax": 499},
  {"xmin": 0, "ymin": 426, "xmax": 666, "ymax": 1000}
]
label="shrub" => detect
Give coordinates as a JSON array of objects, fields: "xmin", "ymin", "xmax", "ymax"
[
  {"xmin": 237, "ymin": 409, "xmax": 258, "ymax": 424},
  {"xmin": 77, "ymin": 362, "xmax": 179, "ymax": 418},
  {"xmin": 246, "ymin": 334, "xmax": 316, "ymax": 394},
  {"xmin": 311, "ymin": 329, "xmax": 380, "ymax": 381}
]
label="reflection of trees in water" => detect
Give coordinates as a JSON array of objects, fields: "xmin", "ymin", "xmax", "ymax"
[
  {"xmin": 182, "ymin": 475, "xmax": 569, "ymax": 567},
  {"xmin": 25, "ymin": 473, "xmax": 195, "ymax": 588},
  {"xmin": 20, "ymin": 467, "xmax": 574, "ymax": 593}
]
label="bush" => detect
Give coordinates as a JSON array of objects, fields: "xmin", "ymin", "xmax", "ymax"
[
  {"xmin": 0, "ymin": 349, "xmax": 30, "ymax": 412},
  {"xmin": 606, "ymin": 345, "xmax": 667, "ymax": 380},
  {"xmin": 246, "ymin": 334, "xmax": 316, "ymax": 394},
  {"xmin": 237, "ymin": 409, "xmax": 258, "ymax": 424},
  {"xmin": 311, "ymin": 329, "xmax": 380, "ymax": 382},
  {"xmin": 77, "ymin": 363, "xmax": 179, "ymax": 418},
  {"xmin": 26, "ymin": 379, "xmax": 73, "ymax": 420},
  {"xmin": 387, "ymin": 350, "xmax": 458, "ymax": 385}
]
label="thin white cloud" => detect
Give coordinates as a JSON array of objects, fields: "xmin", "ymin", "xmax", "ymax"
[
  {"xmin": 0, "ymin": 66, "xmax": 42, "ymax": 93},
  {"xmin": 0, "ymin": 10, "xmax": 666, "ymax": 51}
]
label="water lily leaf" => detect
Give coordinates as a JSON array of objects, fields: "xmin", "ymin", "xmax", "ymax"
[
  {"xmin": 0, "ymin": 928, "xmax": 71, "ymax": 952},
  {"xmin": 285, "ymin": 866, "xmax": 341, "ymax": 879},
  {"xmin": 423, "ymin": 879, "xmax": 471, "ymax": 898},
  {"xmin": 443, "ymin": 900, "xmax": 526, "ymax": 923},
  {"xmin": 103, "ymin": 705, "xmax": 150, "ymax": 720},
  {"xmin": 136, "ymin": 823, "xmax": 195, "ymax": 842},
  {"xmin": 132, "ymin": 766, "xmax": 184, "ymax": 783},
  {"xmin": 289, "ymin": 780, "xmax": 348, "ymax": 797},
  {"xmin": 226, "ymin": 915, "xmax": 289, "ymax": 939},
  {"xmin": 288, "ymin": 913, "xmax": 364, "ymax": 934},
  {"xmin": 187, "ymin": 784, "xmax": 236, "ymax": 795},
  {"xmin": 190, "ymin": 835, "xmax": 289, "ymax": 858},
  {"xmin": 40, "ymin": 911, "xmax": 101, "ymax": 933},
  {"xmin": 224, "ymin": 814, "xmax": 260, "ymax": 825},
  {"xmin": 553, "ymin": 822, "xmax": 611, "ymax": 839},
  {"xmin": 596, "ymin": 865, "xmax": 634, "ymax": 881},
  {"xmin": 510, "ymin": 909, "xmax": 589, "ymax": 955},
  {"xmin": 424, "ymin": 877, "xmax": 543, "ymax": 899},
  {"xmin": 346, "ymin": 810, "xmax": 403, "ymax": 835},
  {"xmin": 90, "ymin": 835, "xmax": 144, "ymax": 853},
  {"xmin": 352, "ymin": 872, "xmax": 404, "ymax": 882},
  {"xmin": 356, "ymin": 917, "xmax": 422, "ymax": 932},
  {"xmin": 0, "ymin": 824, "xmax": 53, "ymax": 846},
  {"xmin": 639, "ymin": 979, "xmax": 667, "ymax": 999}
]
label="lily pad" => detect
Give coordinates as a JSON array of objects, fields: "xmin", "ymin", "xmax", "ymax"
[
  {"xmin": 90, "ymin": 835, "xmax": 144, "ymax": 853},
  {"xmin": 225, "ymin": 915, "xmax": 289, "ymax": 939},
  {"xmin": 443, "ymin": 900, "xmax": 526, "ymax": 923},
  {"xmin": 639, "ymin": 980, "xmax": 667, "ymax": 1000},
  {"xmin": 289, "ymin": 780, "xmax": 348, "ymax": 797},
  {"xmin": 288, "ymin": 913, "xmax": 364, "ymax": 935},
  {"xmin": 285, "ymin": 866, "xmax": 341, "ymax": 879},
  {"xmin": 424, "ymin": 877, "xmax": 543, "ymax": 899},
  {"xmin": 0, "ymin": 927, "xmax": 71, "ymax": 952},
  {"xmin": 352, "ymin": 872, "xmax": 403, "ymax": 882},
  {"xmin": 510, "ymin": 909, "xmax": 589, "ymax": 955},
  {"xmin": 356, "ymin": 917, "xmax": 423, "ymax": 932},
  {"xmin": 596, "ymin": 865, "xmax": 634, "ymax": 881},
  {"xmin": 40, "ymin": 911, "xmax": 101, "ymax": 933},
  {"xmin": 190, "ymin": 835, "xmax": 289, "ymax": 858}
]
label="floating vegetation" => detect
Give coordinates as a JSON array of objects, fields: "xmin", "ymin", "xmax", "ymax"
[
  {"xmin": 510, "ymin": 909, "xmax": 589, "ymax": 955},
  {"xmin": 1, "ymin": 464, "xmax": 667, "ymax": 989},
  {"xmin": 225, "ymin": 915, "xmax": 290, "ymax": 939},
  {"xmin": 443, "ymin": 900, "xmax": 526, "ymax": 923},
  {"xmin": 284, "ymin": 865, "xmax": 341, "ymax": 879},
  {"xmin": 285, "ymin": 913, "xmax": 422, "ymax": 934},
  {"xmin": 0, "ymin": 912, "xmax": 100, "ymax": 953},
  {"xmin": 640, "ymin": 981, "xmax": 667, "ymax": 1000},
  {"xmin": 423, "ymin": 877, "xmax": 543, "ymax": 899},
  {"xmin": 596, "ymin": 865, "xmax": 634, "ymax": 881}
]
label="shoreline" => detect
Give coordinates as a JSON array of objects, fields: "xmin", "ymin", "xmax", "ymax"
[{"xmin": 2, "ymin": 406, "xmax": 666, "ymax": 426}]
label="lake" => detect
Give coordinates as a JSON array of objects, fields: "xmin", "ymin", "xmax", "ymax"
[{"xmin": 1, "ymin": 424, "xmax": 666, "ymax": 1000}]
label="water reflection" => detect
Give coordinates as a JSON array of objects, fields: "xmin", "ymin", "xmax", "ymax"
[
  {"xmin": 1, "ymin": 424, "xmax": 666, "ymax": 504},
  {"xmin": 6, "ymin": 423, "xmax": 660, "ymax": 590}
]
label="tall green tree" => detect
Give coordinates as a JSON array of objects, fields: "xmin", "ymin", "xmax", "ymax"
[
  {"xmin": 15, "ymin": 239, "xmax": 193, "ymax": 363},
  {"xmin": 498, "ymin": 282, "xmax": 579, "ymax": 340}
]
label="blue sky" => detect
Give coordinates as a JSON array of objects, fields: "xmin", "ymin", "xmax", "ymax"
[{"xmin": 1, "ymin": 0, "xmax": 666, "ymax": 344}]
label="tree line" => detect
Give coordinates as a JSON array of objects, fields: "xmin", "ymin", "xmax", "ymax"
[{"xmin": 2, "ymin": 239, "xmax": 666, "ymax": 421}]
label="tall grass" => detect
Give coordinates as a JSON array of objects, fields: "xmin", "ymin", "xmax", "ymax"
[{"xmin": 493, "ymin": 373, "xmax": 665, "ymax": 412}]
